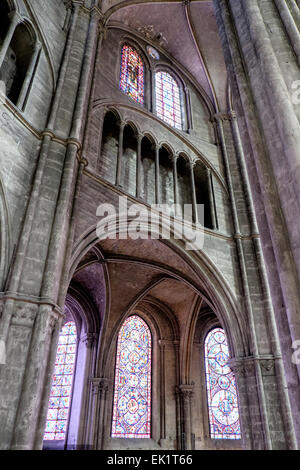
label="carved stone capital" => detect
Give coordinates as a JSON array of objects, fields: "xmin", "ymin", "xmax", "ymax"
[
  {"xmin": 81, "ymin": 332, "xmax": 98, "ymax": 348},
  {"xmin": 90, "ymin": 377, "xmax": 111, "ymax": 396},
  {"xmin": 259, "ymin": 358, "xmax": 276, "ymax": 376},
  {"xmin": 11, "ymin": 302, "xmax": 38, "ymax": 328},
  {"xmin": 158, "ymin": 339, "xmax": 175, "ymax": 348},
  {"xmin": 228, "ymin": 357, "xmax": 256, "ymax": 377},
  {"xmin": 63, "ymin": 0, "xmax": 72, "ymax": 9},
  {"xmin": 48, "ymin": 309, "xmax": 62, "ymax": 333},
  {"xmin": 228, "ymin": 110, "xmax": 237, "ymax": 120},
  {"xmin": 8, "ymin": 11, "xmax": 22, "ymax": 25},
  {"xmin": 176, "ymin": 383, "xmax": 195, "ymax": 399},
  {"xmin": 77, "ymin": 155, "xmax": 89, "ymax": 167},
  {"xmin": 213, "ymin": 112, "xmax": 232, "ymax": 123},
  {"xmin": 228, "ymin": 356, "xmax": 278, "ymax": 377},
  {"xmin": 97, "ymin": 15, "xmax": 106, "ymax": 35}
]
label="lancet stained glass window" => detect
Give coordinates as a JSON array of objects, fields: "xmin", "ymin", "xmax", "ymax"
[
  {"xmin": 155, "ymin": 71, "xmax": 182, "ymax": 130},
  {"xmin": 112, "ymin": 315, "xmax": 151, "ymax": 438},
  {"xmin": 120, "ymin": 45, "xmax": 144, "ymax": 105},
  {"xmin": 44, "ymin": 321, "xmax": 77, "ymax": 440},
  {"xmin": 204, "ymin": 328, "xmax": 241, "ymax": 439}
]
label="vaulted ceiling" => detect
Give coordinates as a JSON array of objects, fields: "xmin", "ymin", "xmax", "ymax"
[{"xmin": 104, "ymin": 0, "xmax": 228, "ymax": 112}]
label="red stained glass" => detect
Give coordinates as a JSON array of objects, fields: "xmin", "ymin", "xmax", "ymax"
[
  {"xmin": 44, "ymin": 321, "xmax": 77, "ymax": 441},
  {"xmin": 111, "ymin": 315, "xmax": 151, "ymax": 438},
  {"xmin": 120, "ymin": 45, "xmax": 144, "ymax": 105},
  {"xmin": 155, "ymin": 71, "xmax": 182, "ymax": 130},
  {"xmin": 205, "ymin": 328, "xmax": 241, "ymax": 439}
]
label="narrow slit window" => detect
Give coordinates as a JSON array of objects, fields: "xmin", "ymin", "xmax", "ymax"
[
  {"xmin": 204, "ymin": 327, "xmax": 241, "ymax": 440},
  {"xmin": 112, "ymin": 315, "xmax": 151, "ymax": 438}
]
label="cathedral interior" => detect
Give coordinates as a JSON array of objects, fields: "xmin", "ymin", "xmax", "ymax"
[{"xmin": 0, "ymin": 0, "xmax": 300, "ymax": 451}]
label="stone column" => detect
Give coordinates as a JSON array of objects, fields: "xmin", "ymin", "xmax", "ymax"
[
  {"xmin": 10, "ymin": 305, "xmax": 63, "ymax": 449},
  {"xmin": 136, "ymin": 133, "xmax": 143, "ymax": 199},
  {"xmin": 116, "ymin": 121, "xmax": 125, "ymax": 187},
  {"xmin": 189, "ymin": 161, "xmax": 198, "ymax": 224},
  {"xmin": 238, "ymin": 0, "xmax": 300, "ymax": 210},
  {"xmin": 0, "ymin": 11, "xmax": 21, "ymax": 69},
  {"xmin": 33, "ymin": 314, "xmax": 64, "ymax": 449},
  {"xmin": 72, "ymin": 332, "xmax": 98, "ymax": 449},
  {"xmin": 155, "ymin": 145, "xmax": 160, "ymax": 204},
  {"xmin": 0, "ymin": 4, "xmax": 101, "ymax": 449},
  {"xmin": 206, "ymin": 167, "xmax": 217, "ymax": 230},
  {"xmin": 274, "ymin": 0, "xmax": 300, "ymax": 65},
  {"xmin": 214, "ymin": 0, "xmax": 300, "ymax": 446},
  {"xmin": 177, "ymin": 384, "xmax": 194, "ymax": 450},
  {"xmin": 88, "ymin": 378, "xmax": 110, "ymax": 450},
  {"xmin": 17, "ymin": 41, "xmax": 42, "ymax": 110},
  {"xmin": 159, "ymin": 340, "xmax": 166, "ymax": 441},
  {"xmin": 184, "ymin": 86, "xmax": 192, "ymax": 133},
  {"xmin": 229, "ymin": 108, "xmax": 298, "ymax": 450},
  {"xmin": 172, "ymin": 156, "xmax": 180, "ymax": 217},
  {"xmin": 228, "ymin": 357, "xmax": 257, "ymax": 449}
]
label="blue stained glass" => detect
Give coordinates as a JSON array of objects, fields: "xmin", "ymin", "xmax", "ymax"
[
  {"xmin": 155, "ymin": 71, "xmax": 182, "ymax": 130},
  {"xmin": 43, "ymin": 321, "xmax": 77, "ymax": 441},
  {"xmin": 111, "ymin": 315, "xmax": 151, "ymax": 438},
  {"xmin": 205, "ymin": 328, "xmax": 241, "ymax": 440}
]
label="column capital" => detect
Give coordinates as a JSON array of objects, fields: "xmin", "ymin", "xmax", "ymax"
[
  {"xmin": 34, "ymin": 41, "xmax": 42, "ymax": 50},
  {"xmin": 8, "ymin": 10, "xmax": 23, "ymax": 25},
  {"xmin": 228, "ymin": 355, "xmax": 279, "ymax": 377},
  {"xmin": 228, "ymin": 110, "xmax": 237, "ymax": 120},
  {"xmin": 11, "ymin": 302, "xmax": 38, "ymax": 328},
  {"xmin": 189, "ymin": 158, "xmax": 197, "ymax": 168},
  {"xmin": 176, "ymin": 383, "xmax": 195, "ymax": 398},
  {"xmin": 80, "ymin": 332, "xmax": 98, "ymax": 348},
  {"xmin": 90, "ymin": 377, "xmax": 111, "ymax": 395},
  {"xmin": 158, "ymin": 339, "xmax": 175, "ymax": 348},
  {"xmin": 212, "ymin": 112, "xmax": 232, "ymax": 123}
]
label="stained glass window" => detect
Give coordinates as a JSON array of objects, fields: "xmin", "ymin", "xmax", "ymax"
[
  {"xmin": 155, "ymin": 71, "xmax": 182, "ymax": 130},
  {"xmin": 204, "ymin": 328, "xmax": 241, "ymax": 440},
  {"xmin": 44, "ymin": 321, "xmax": 77, "ymax": 441},
  {"xmin": 120, "ymin": 44, "xmax": 144, "ymax": 105},
  {"xmin": 147, "ymin": 46, "xmax": 160, "ymax": 60},
  {"xmin": 111, "ymin": 315, "xmax": 151, "ymax": 438}
]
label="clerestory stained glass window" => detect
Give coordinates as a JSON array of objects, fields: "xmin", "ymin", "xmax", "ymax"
[
  {"xmin": 204, "ymin": 328, "xmax": 241, "ymax": 440},
  {"xmin": 120, "ymin": 44, "xmax": 145, "ymax": 105},
  {"xmin": 155, "ymin": 71, "xmax": 182, "ymax": 130},
  {"xmin": 111, "ymin": 315, "xmax": 151, "ymax": 438},
  {"xmin": 44, "ymin": 321, "xmax": 77, "ymax": 441}
]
